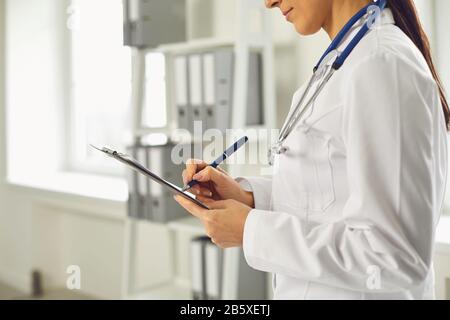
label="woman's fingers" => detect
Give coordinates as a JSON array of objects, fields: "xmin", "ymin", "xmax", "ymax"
[
  {"xmin": 189, "ymin": 185, "xmax": 213, "ymax": 197},
  {"xmin": 203, "ymin": 199, "xmax": 232, "ymax": 210},
  {"xmin": 203, "ymin": 199, "xmax": 248, "ymax": 210},
  {"xmin": 193, "ymin": 166, "xmax": 225, "ymax": 184},
  {"xmin": 196, "ymin": 195, "xmax": 215, "ymax": 203},
  {"xmin": 173, "ymin": 195, "xmax": 208, "ymax": 219},
  {"xmin": 184, "ymin": 159, "xmax": 208, "ymax": 184},
  {"xmin": 215, "ymin": 166, "xmax": 229, "ymax": 176},
  {"xmin": 182, "ymin": 169, "xmax": 188, "ymax": 185},
  {"xmin": 183, "ymin": 159, "xmax": 229, "ymax": 186}
]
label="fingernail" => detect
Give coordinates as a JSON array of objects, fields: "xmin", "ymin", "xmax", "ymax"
[
  {"xmin": 202, "ymin": 191, "xmax": 212, "ymax": 197},
  {"xmin": 193, "ymin": 173, "xmax": 202, "ymax": 180}
]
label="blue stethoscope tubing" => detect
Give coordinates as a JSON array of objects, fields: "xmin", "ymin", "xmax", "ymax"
[
  {"xmin": 316, "ymin": 0, "xmax": 387, "ymax": 71},
  {"xmin": 268, "ymin": 0, "xmax": 387, "ymax": 165}
]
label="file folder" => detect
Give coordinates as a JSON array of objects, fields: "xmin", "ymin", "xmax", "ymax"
[
  {"xmin": 137, "ymin": 146, "xmax": 149, "ymax": 220},
  {"xmin": 92, "ymin": 144, "xmax": 209, "ymax": 210},
  {"xmin": 202, "ymin": 53, "xmax": 216, "ymax": 131},
  {"xmin": 190, "ymin": 237, "xmax": 223, "ymax": 300},
  {"xmin": 205, "ymin": 240, "xmax": 223, "ymax": 299},
  {"xmin": 123, "ymin": 0, "xmax": 186, "ymax": 48},
  {"xmin": 175, "ymin": 56, "xmax": 192, "ymax": 132},
  {"xmin": 148, "ymin": 146, "xmax": 165, "ymax": 222},
  {"xmin": 246, "ymin": 52, "xmax": 264, "ymax": 126},
  {"xmin": 214, "ymin": 49, "xmax": 234, "ymax": 133},
  {"xmin": 191, "ymin": 236, "xmax": 209, "ymax": 300},
  {"xmin": 126, "ymin": 146, "xmax": 139, "ymax": 219},
  {"xmin": 189, "ymin": 54, "xmax": 205, "ymax": 130}
]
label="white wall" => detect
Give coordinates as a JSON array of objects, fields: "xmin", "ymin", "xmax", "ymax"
[
  {"xmin": 0, "ymin": 0, "xmax": 5, "ymax": 254},
  {"xmin": 435, "ymin": 0, "xmax": 450, "ymax": 96},
  {"xmin": 415, "ymin": 0, "xmax": 435, "ymax": 48}
]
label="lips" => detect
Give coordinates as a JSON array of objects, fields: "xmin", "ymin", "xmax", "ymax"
[{"xmin": 282, "ymin": 7, "xmax": 293, "ymax": 17}]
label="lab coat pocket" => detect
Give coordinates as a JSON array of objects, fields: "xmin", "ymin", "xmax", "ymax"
[{"xmin": 293, "ymin": 125, "xmax": 336, "ymax": 213}]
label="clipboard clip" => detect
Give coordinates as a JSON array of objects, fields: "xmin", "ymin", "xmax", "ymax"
[{"xmin": 90, "ymin": 144, "xmax": 128, "ymax": 158}]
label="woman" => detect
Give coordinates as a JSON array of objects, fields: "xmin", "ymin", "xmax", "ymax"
[{"xmin": 174, "ymin": 0, "xmax": 449, "ymax": 299}]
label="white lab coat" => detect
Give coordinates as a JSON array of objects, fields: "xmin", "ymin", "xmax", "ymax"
[{"xmin": 238, "ymin": 9, "xmax": 448, "ymax": 299}]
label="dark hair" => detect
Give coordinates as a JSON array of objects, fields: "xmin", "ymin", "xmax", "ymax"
[{"xmin": 387, "ymin": 0, "xmax": 449, "ymax": 130}]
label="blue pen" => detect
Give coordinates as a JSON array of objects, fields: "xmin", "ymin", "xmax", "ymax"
[{"xmin": 181, "ymin": 136, "xmax": 249, "ymax": 192}]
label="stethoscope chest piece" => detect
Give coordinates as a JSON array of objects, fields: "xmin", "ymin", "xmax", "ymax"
[{"xmin": 268, "ymin": 143, "xmax": 289, "ymax": 166}]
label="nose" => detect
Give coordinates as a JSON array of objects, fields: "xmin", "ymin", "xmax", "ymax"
[{"xmin": 265, "ymin": 0, "xmax": 281, "ymax": 9}]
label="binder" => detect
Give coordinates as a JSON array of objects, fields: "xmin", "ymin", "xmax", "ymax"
[
  {"xmin": 160, "ymin": 144, "xmax": 185, "ymax": 223},
  {"xmin": 175, "ymin": 56, "xmax": 192, "ymax": 132},
  {"xmin": 214, "ymin": 49, "xmax": 234, "ymax": 133},
  {"xmin": 205, "ymin": 241, "xmax": 223, "ymax": 299},
  {"xmin": 136, "ymin": 146, "xmax": 149, "ymax": 220},
  {"xmin": 191, "ymin": 239, "xmax": 203, "ymax": 300},
  {"xmin": 148, "ymin": 146, "xmax": 164, "ymax": 222},
  {"xmin": 123, "ymin": 0, "xmax": 186, "ymax": 48},
  {"xmin": 189, "ymin": 54, "xmax": 204, "ymax": 131},
  {"xmin": 190, "ymin": 236, "xmax": 224, "ymax": 300},
  {"xmin": 126, "ymin": 146, "xmax": 139, "ymax": 219},
  {"xmin": 246, "ymin": 52, "xmax": 264, "ymax": 126},
  {"xmin": 222, "ymin": 248, "xmax": 267, "ymax": 299},
  {"xmin": 190, "ymin": 236, "xmax": 209, "ymax": 300},
  {"xmin": 122, "ymin": 142, "xmax": 198, "ymax": 223},
  {"xmin": 202, "ymin": 53, "xmax": 216, "ymax": 131},
  {"xmin": 145, "ymin": 144, "xmax": 189, "ymax": 223}
]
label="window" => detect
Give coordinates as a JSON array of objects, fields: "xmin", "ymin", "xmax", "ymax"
[
  {"xmin": 6, "ymin": 0, "xmax": 69, "ymax": 182},
  {"xmin": 67, "ymin": 0, "xmax": 169, "ymax": 175},
  {"xmin": 68, "ymin": 0, "xmax": 132, "ymax": 175}
]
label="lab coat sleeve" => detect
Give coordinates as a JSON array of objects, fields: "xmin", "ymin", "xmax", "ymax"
[
  {"xmin": 235, "ymin": 177, "xmax": 272, "ymax": 210},
  {"xmin": 242, "ymin": 52, "xmax": 443, "ymax": 292}
]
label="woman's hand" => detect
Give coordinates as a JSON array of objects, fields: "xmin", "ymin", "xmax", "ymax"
[
  {"xmin": 182, "ymin": 159, "xmax": 254, "ymax": 208},
  {"xmin": 174, "ymin": 195, "xmax": 252, "ymax": 248}
]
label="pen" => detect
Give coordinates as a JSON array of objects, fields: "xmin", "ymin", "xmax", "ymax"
[{"xmin": 181, "ymin": 136, "xmax": 249, "ymax": 192}]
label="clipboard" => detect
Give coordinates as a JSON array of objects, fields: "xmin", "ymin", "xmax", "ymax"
[{"xmin": 91, "ymin": 145, "xmax": 210, "ymax": 210}]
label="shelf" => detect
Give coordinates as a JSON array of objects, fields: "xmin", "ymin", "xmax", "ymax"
[
  {"xmin": 152, "ymin": 37, "xmax": 235, "ymax": 54},
  {"xmin": 147, "ymin": 36, "xmax": 271, "ymax": 55}
]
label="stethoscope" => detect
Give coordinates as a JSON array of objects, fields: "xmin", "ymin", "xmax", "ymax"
[{"xmin": 268, "ymin": 0, "xmax": 387, "ymax": 166}]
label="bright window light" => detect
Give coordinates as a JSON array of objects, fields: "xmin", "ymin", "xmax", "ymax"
[
  {"xmin": 68, "ymin": 0, "xmax": 132, "ymax": 174},
  {"xmin": 5, "ymin": 0, "xmax": 66, "ymax": 181}
]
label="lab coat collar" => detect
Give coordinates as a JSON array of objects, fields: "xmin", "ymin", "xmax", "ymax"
[
  {"xmin": 316, "ymin": 8, "xmax": 395, "ymax": 72},
  {"xmin": 336, "ymin": 8, "xmax": 395, "ymax": 53},
  {"xmin": 309, "ymin": 8, "xmax": 396, "ymax": 125}
]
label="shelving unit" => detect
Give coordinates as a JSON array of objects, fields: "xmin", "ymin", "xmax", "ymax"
[{"xmin": 122, "ymin": 0, "xmax": 275, "ymax": 300}]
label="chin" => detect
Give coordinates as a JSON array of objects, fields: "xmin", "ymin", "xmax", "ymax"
[{"xmin": 293, "ymin": 22, "xmax": 321, "ymax": 36}]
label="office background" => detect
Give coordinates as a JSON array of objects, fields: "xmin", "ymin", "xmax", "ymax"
[{"xmin": 0, "ymin": 0, "xmax": 449, "ymax": 299}]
